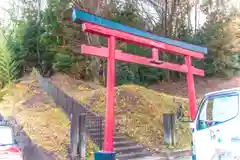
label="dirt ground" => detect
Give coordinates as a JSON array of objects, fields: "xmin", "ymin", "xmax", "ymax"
[{"xmin": 150, "ymin": 76, "xmax": 240, "ymax": 99}]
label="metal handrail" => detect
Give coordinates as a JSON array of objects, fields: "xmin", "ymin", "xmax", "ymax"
[{"xmin": 36, "ymin": 73, "xmax": 103, "ymax": 149}]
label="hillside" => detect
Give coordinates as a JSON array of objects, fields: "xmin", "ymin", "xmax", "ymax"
[
  {"xmin": 0, "ymin": 74, "xmax": 98, "ymax": 160},
  {"xmin": 1, "ymin": 72, "xmax": 239, "ymax": 159},
  {"xmin": 79, "ymin": 85, "xmax": 191, "ymax": 150},
  {"xmin": 150, "ymin": 76, "xmax": 240, "ymax": 99},
  {"xmin": 50, "ymin": 73, "xmax": 191, "ymax": 150},
  {"xmin": 0, "ymin": 73, "xmax": 191, "ymax": 160}
]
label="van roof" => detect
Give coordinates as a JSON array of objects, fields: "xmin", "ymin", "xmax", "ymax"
[{"xmin": 205, "ymin": 87, "xmax": 240, "ymax": 96}]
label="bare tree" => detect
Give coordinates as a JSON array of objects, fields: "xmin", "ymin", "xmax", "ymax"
[{"xmin": 70, "ymin": 0, "xmax": 107, "ymax": 83}]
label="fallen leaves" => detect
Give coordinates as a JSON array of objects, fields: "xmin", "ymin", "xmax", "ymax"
[
  {"xmin": 0, "ymin": 72, "xmax": 192, "ymax": 160},
  {"xmin": 76, "ymin": 83, "xmax": 192, "ymax": 151}
]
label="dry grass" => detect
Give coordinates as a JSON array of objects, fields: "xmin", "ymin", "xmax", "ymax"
[
  {"xmin": 0, "ymin": 77, "xmax": 97, "ymax": 160},
  {"xmin": 49, "ymin": 74, "xmax": 192, "ymax": 150},
  {"xmin": 0, "ymin": 82, "xmax": 70, "ymax": 159},
  {"xmin": 72, "ymin": 84, "xmax": 192, "ymax": 150},
  {"xmin": 0, "ymin": 73, "xmax": 192, "ymax": 160}
]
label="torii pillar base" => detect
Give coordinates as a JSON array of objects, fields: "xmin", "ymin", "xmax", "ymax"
[{"xmin": 94, "ymin": 151, "xmax": 115, "ymax": 160}]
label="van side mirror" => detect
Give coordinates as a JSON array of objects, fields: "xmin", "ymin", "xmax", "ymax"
[{"xmin": 14, "ymin": 138, "xmax": 18, "ymax": 145}]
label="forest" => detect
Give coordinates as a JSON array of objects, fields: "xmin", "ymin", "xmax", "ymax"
[{"xmin": 0, "ymin": 0, "xmax": 240, "ymax": 88}]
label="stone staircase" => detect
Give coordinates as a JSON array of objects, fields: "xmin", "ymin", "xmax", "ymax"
[
  {"xmin": 86, "ymin": 117, "xmax": 152, "ymax": 160},
  {"xmin": 37, "ymin": 73, "xmax": 156, "ymax": 160}
]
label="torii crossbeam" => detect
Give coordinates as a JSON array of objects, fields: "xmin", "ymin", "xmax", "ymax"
[{"xmin": 72, "ymin": 8, "xmax": 207, "ymax": 159}]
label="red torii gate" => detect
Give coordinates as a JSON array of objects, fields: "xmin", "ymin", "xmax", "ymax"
[{"xmin": 72, "ymin": 8, "xmax": 207, "ymax": 159}]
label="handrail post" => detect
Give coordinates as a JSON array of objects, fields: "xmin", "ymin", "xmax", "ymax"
[
  {"xmin": 163, "ymin": 113, "xmax": 176, "ymax": 146},
  {"xmin": 79, "ymin": 114, "xmax": 86, "ymax": 160},
  {"xmin": 70, "ymin": 113, "xmax": 79, "ymax": 159},
  {"xmin": 70, "ymin": 114, "xmax": 79, "ymax": 160},
  {"xmin": 99, "ymin": 116, "xmax": 103, "ymax": 150},
  {"xmin": 70, "ymin": 114, "xmax": 87, "ymax": 160}
]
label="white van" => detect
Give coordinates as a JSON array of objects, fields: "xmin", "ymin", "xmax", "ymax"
[
  {"xmin": 0, "ymin": 123, "xmax": 23, "ymax": 160},
  {"xmin": 178, "ymin": 88, "xmax": 240, "ymax": 160}
]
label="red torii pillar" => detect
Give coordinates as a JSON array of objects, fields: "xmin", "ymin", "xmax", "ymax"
[{"xmin": 80, "ymin": 22, "xmax": 204, "ymax": 155}]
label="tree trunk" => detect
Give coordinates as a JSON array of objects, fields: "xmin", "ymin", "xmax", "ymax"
[
  {"xmin": 166, "ymin": 0, "xmax": 178, "ymax": 81},
  {"xmin": 164, "ymin": 0, "xmax": 168, "ymax": 36},
  {"xmin": 164, "ymin": 0, "xmax": 170, "ymax": 81},
  {"xmin": 187, "ymin": 1, "xmax": 192, "ymax": 28},
  {"xmin": 168, "ymin": 0, "xmax": 177, "ymax": 37},
  {"xmin": 194, "ymin": 0, "xmax": 198, "ymax": 34},
  {"xmin": 82, "ymin": 0, "xmax": 106, "ymax": 84}
]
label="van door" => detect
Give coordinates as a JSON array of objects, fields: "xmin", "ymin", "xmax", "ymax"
[{"xmin": 193, "ymin": 93, "xmax": 240, "ymax": 160}]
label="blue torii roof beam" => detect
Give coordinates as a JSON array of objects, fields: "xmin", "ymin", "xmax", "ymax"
[{"xmin": 72, "ymin": 8, "xmax": 207, "ymax": 54}]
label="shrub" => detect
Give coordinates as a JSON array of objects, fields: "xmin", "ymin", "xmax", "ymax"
[
  {"xmin": 53, "ymin": 53, "xmax": 73, "ymax": 73},
  {"xmin": 0, "ymin": 33, "xmax": 20, "ymax": 88}
]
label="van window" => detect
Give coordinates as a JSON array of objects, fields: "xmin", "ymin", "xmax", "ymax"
[
  {"xmin": 198, "ymin": 94, "xmax": 239, "ymax": 130},
  {"xmin": 0, "ymin": 126, "xmax": 14, "ymax": 145}
]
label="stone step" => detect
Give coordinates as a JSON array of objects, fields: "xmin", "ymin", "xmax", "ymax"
[
  {"xmin": 86, "ymin": 117, "xmax": 104, "ymax": 121},
  {"xmin": 129, "ymin": 156, "xmax": 168, "ymax": 160},
  {"xmin": 101, "ymin": 135, "xmax": 126, "ymax": 142},
  {"xmin": 86, "ymin": 127, "xmax": 104, "ymax": 132},
  {"xmin": 131, "ymin": 154, "xmax": 170, "ymax": 160},
  {"xmin": 89, "ymin": 132, "xmax": 120, "ymax": 137},
  {"xmin": 86, "ymin": 124, "xmax": 104, "ymax": 129},
  {"xmin": 87, "ymin": 127, "xmax": 120, "ymax": 133},
  {"xmin": 86, "ymin": 118, "xmax": 103, "ymax": 122},
  {"xmin": 114, "ymin": 140, "xmax": 137, "ymax": 147},
  {"xmin": 86, "ymin": 115, "xmax": 103, "ymax": 119},
  {"xmin": 114, "ymin": 145, "xmax": 145, "ymax": 154},
  {"xmin": 116, "ymin": 151, "xmax": 152, "ymax": 160}
]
